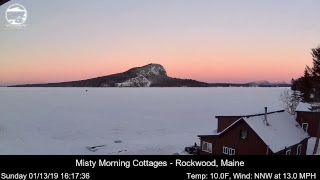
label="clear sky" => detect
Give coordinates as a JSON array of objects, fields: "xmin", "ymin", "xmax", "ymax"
[{"xmin": 0, "ymin": 0, "xmax": 319, "ymax": 86}]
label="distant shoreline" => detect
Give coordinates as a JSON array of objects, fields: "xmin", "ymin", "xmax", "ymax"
[{"xmin": 5, "ymin": 64, "xmax": 291, "ymax": 88}]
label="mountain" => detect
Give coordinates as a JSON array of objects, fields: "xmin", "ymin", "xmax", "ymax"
[
  {"xmin": 251, "ymin": 80, "xmax": 271, "ymax": 85},
  {"xmin": 273, "ymin": 81, "xmax": 287, "ymax": 84},
  {"xmin": 8, "ymin": 63, "xmax": 292, "ymax": 88},
  {"xmin": 10, "ymin": 63, "xmax": 210, "ymax": 87},
  {"xmin": 245, "ymin": 80, "xmax": 290, "ymax": 87},
  {"xmin": 246, "ymin": 80, "xmax": 272, "ymax": 86}
]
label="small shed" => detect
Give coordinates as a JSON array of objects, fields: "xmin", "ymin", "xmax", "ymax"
[{"xmin": 295, "ymin": 102, "xmax": 320, "ymax": 137}]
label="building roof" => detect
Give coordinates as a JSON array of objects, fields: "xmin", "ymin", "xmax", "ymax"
[
  {"xmin": 199, "ymin": 110, "xmax": 310, "ymax": 153},
  {"xmin": 215, "ymin": 110, "xmax": 284, "ymax": 118},
  {"xmin": 296, "ymin": 102, "xmax": 320, "ymax": 112},
  {"xmin": 213, "ymin": 105, "xmax": 284, "ymax": 116},
  {"xmin": 243, "ymin": 112, "xmax": 309, "ymax": 153}
]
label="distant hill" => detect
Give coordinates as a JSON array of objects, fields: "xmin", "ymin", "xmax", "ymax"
[
  {"xmin": 245, "ymin": 80, "xmax": 290, "ymax": 87},
  {"xmin": 8, "ymin": 63, "xmax": 291, "ymax": 88},
  {"xmin": 248, "ymin": 80, "xmax": 271, "ymax": 85},
  {"xmin": 9, "ymin": 63, "xmax": 210, "ymax": 87}
]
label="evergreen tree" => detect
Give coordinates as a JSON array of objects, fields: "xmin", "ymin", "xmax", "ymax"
[
  {"xmin": 311, "ymin": 46, "xmax": 320, "ymax": 77},
  {"xmin": 292, "ymin": 45, "xmax": 320, "ymax": 103},
  {"xmin": 310, "ymin": 46, "xmax": 320, "ymax": 155},
  {"xmin": 291, "ymin": 78, "xmax": 296, "ymax": 89},
  {"xmin": 311, "ymin": 46, "xmax": 320, "ymax": 102},
  {"xmin": 302, "ymin": 67, "xmax": 313, "ymax": 101},
  {"xmin": 284, "ymin": 45, "xmax": 320, "ymax": 154}
]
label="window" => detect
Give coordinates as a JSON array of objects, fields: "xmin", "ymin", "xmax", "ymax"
[
  {"xmin": 222, "ymin": 146, "xmax": 236, "ymax": 155},
  {"xmin": 302, "ymin": 123, "xmax": 308, "ymax": 133},
  {"xmin": 240, "ymin": 129, "xmax": 248, "ymax": 139},
  {"xmin": 297, "ymin": 144, "xmax": 302, "ymax": 155},
  {"xmin": 202, "ymin": 142, "xmax": 207, "ymax": 151},
  {"xmin": 208, "ymin": 143, "xmax": 212, "ymax": 153},
  {"xmin": 286, "ymin": 149, "xmax": 291, "ymax": 155},
  {"xmin": 202, "ymin": 141, "xmax": 212, "ymax": 153},
  {"xmin": 229, "ymin": 148, "xmax": 236, "ymax": 155},
  {"xmin": 222, "ymin": 146, "xmax": 228, "ymax": 154}
]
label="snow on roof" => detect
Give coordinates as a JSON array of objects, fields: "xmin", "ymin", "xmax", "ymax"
[
  {"xmin": 199, "ymin": 117, "xmax": 245, "ymax": 136},
  {"xmin": 296, "ymin": 102, "xmax": 320, "ymax": 112},
  {"xmin": 296, "ymin": 102, "xmax": 313, "ymax": 112},
  {"xmin": 243, "ymin": 112, "xmax": 310, "ymax": 153}
]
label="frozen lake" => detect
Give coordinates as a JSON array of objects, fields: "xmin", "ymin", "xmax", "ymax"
[{"xmin": 0, "ymin": 87, "xmax": 301, "ymax": 155}]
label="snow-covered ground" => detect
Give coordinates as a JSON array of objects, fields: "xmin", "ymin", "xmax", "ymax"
[{"xmin": 0, "ymin": 87, "xmax": 315, "ymax": 155}]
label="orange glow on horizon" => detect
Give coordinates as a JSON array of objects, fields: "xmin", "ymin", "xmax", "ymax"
[{"xmin": 0, "ymin": 0, "xmax": 318, "ymax": 86}]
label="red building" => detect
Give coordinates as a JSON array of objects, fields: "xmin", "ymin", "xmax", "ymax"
[
  {"xmin": 198, "ymin": 108, "xmax": 310, "ymax": 155},
  {"xmin": 295, "ymin": 102, "xmax": 320, "ymax": 137}
]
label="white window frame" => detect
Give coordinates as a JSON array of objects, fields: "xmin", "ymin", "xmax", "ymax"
[
  {"xmin": 222, "ymin": 146, "xmax": 236, "ymax": 155},
  {"xmin": 302, "ymin": 123, "xmax": 308, "ymax": 133},
  {"xmin": 240, "ymin": 129, "xmax": 248, "ymax": 139},
  {"xmin": 202, "ymin": 141, "xmax": 212, "ymax": 153},
  {"xmin": 222, "ymin": 146, "xmax": 229, "ymax": 154},
  {"xmin": 202, "ymin": 141, "xmax": 208, "ymax": 151},
  {"xmin": 286, "ymin": 149, "xmax": 291, "ymax": 155},
  {"xmin": 296, "ymin": 144, "xmax": 302, "ymax": 155},
  {"xmin": 229, "ymin": 148, "xmax": 236, "ymax": 155}
]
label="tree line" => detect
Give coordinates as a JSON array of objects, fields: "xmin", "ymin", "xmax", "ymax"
[
  {"xmin": 291, "ymin": 45, "xmax": 320, "ymax": 103},
  {"xmin": 288, "ymin": 44, "xmax": 320, "ymax": 155}
]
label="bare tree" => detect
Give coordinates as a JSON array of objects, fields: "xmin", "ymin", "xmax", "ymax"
[{"xmin": 279, "ymin": 89, "xmax": 301, "ymax": 115}]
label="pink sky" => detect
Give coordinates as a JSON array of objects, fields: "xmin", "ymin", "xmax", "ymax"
[{"xmin": 0, "ymin": 0, "xmax": 319, "ymax": 85}]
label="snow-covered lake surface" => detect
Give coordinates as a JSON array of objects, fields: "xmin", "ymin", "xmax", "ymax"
[{"xmin": 0, "ymin": 87, "xmax": 316, "ymax": 155}]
